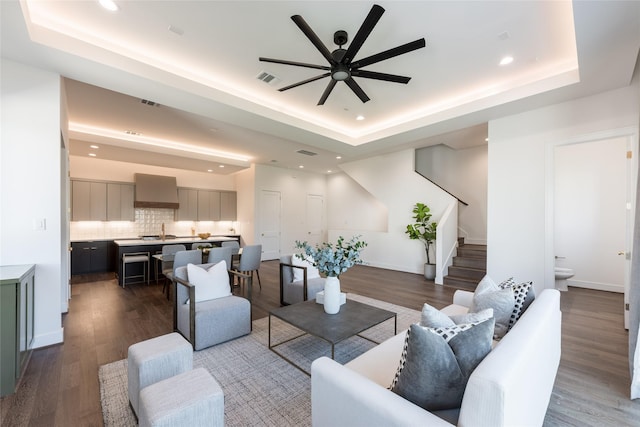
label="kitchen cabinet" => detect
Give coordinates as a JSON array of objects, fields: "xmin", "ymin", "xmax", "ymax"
[
  {"xmin": 71, "ymin": 241, "xmax": 111, "ymax": 275},
  {"xmin": 71, "ymin": 180, "xmax": 107, "ymax": 221},
  {"xmin": 197, "ymin": 190, "xmax": 221, "ymax": 221},
  {"xmin": 1, "ymin": 264, "xmax": 35, "ymax": 397},
  {"xmin": 107, "ymin": 183, "xmax": 134, "ymax": 221},
  {"xmin": 220, "ymin": 191, "xmax": 237, "ymax": 220},
  {"xmin": 175, "ymin": 188, "xmax": 198, "ymax": 221}
]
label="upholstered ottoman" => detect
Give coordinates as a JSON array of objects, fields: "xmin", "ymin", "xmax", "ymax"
[
  {"xmin": 138, "ymin": 367, "xmax": 224, "ymax": 427},
  {"xmin": 127, "ymin": 333, "xmax": 193, "ymax": 417}
]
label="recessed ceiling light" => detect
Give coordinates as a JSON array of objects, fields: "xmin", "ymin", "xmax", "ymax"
[
  {"xmin": 99, "ymin": 0, "xmax": 119, "ymax": 12},
  {"xmin": 90, "ymin": 144, "xmax": 99, "ymax": 149},
  {"xmin": 499, "ymin": 56, "xmax": 514, "ymax": 66},
  {"xmin": 299, "ymin": 165, "xmax": 304, "ymax": 169},
  {"xmin": 219, "ymin": 165, "xmax": 225, "ymax": 168},
  {"xmin": 485, "ymin": 137, "xmax": 489, "ymax": 142},
  {"xmin": 336, "ymin": 156, "xmax": 342, "ymax": 160},
  {"xmin": 356, "ymin": 115, "xmax": 365, "ymax": 121},
  {"xmin": 327, "ymin": 170, "xmax": 332, "ymax": 173},
  {"xmin": 207, "ymin": 169, "xmax": 213, "ymax": 172},
  {"xmin": 89, "ymin": 153, "xmax": 97, "ymax": 157}
]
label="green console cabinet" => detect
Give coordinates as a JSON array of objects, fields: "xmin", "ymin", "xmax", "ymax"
[{"xmin": 0, "ymin": 264, "xmax": 35, "ymax": 397}]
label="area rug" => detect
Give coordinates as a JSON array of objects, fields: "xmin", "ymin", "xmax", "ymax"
[{"xmin": 99, "ymin": 294, "xmax": 420, "ymax": 426}]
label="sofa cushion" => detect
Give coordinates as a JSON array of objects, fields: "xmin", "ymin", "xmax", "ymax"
[
  {"xmin": 291, "ymin": 254, "xmax": 320, "ymax": 281},
  {"xmin": 390, "ymin": 318, "xmax": 494, "ymax": 411},
  {"xmin": 187, "ymin": 261, "xmax": 232, "ymax": 303}
]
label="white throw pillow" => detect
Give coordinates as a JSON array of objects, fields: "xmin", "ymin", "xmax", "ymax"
[
  {"xmin": 291, "ymin": 254, "xmax": 320, "ymax": 281},
  {"xmin": 187, "ymin": 261, "xmax": 231, "ymax": 303}
]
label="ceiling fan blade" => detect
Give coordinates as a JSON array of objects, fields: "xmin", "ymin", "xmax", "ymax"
[
  {"xmin": 259, "ymin": 57, "xmax": 330, "ymax": 71},
  {"xmin": 291, "ymin": 15, "xmax": 336, "ymax": 65},
  {"xmin": 351, "ymin": 38, "xmax": 426, "ymax": 69},
  {"xmin": 317, "ymin": 79, "xmax": 338, "ymax": 105},
  {"xmin": 345, "ymin": 78, "xmax": 370, "ymax": 103},
  {"xmin": 342, "ymin": 4, "xmax": 385, "ymax": 65},
  {"xmin": 278, "ymin": 73, "xmax": 331, "ymax": 92},
  {"xmin": 351, "ymin": 70, "xmax": 411, "ymax": 84}
]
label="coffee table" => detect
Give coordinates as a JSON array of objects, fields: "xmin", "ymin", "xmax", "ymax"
[{"xmin": 268, "ymin": 298, "xmax": 397, "ymax": 375}]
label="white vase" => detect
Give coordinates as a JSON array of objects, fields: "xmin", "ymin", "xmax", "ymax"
[{"xmin": 323, "ymin": 276, "xmax": 341, "ymax": 314}]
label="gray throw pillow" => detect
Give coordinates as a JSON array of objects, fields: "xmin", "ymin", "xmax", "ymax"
[
  {"xmin": 470, "ymin": 277, "xmax": 514, "ymax": 339},
  {"xmin": 420, "ymin": 303, "xmax": 493, "ymax": 328},
  {"xmin": 390, "ymin": 318, "xmax": 494, "ymax": 411}
]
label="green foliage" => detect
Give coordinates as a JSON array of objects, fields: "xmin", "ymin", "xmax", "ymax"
[
  {"xmin": 405, "ymin": 202, "xmax": 437, "ymax": 264},
  {"xmin": 295, "ymin": 235, "xmax": 367, "ymax": 278}
]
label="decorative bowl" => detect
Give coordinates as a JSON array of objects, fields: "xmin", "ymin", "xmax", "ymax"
[{"xmin": 198, "ymin": 232, "xmax": 211, "ymax": 240}]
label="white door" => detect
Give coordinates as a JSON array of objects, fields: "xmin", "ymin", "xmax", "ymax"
[
  {"xmin": 259, "ymin": 190, "xmax": 281, "ymax": 260},
  {"xmin": 306, "ymin": 194, "xmax": 324, "ymax": 247}
]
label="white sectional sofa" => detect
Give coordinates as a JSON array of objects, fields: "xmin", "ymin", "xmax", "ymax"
[{"xmin": 311, "ymin": 289, "xmax": 561, "ymax": 427}]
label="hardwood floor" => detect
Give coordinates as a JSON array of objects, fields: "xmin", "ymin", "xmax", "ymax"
[{"xmin": 1, "ymin": 261, "xmax": 638, "ymax": 426}]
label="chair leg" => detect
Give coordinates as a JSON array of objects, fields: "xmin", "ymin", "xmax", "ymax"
[{"xmin": 255, "ymin": 270, "xmax": 261, "ymax": 289}]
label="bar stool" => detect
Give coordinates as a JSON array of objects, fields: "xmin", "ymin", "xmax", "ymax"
[{"xmin": 122, "ymin": 252, "xmax": 150, "ymax": 288}]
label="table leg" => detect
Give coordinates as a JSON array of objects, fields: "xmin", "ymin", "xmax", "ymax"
[{"xmin": 268, "ymin": 314, "xmax": 271, "ymax": 348}]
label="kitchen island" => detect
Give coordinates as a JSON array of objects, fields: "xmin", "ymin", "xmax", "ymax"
[{"xmin": 113, "ymin": 235, "xmax": 239, "ymax": 286}]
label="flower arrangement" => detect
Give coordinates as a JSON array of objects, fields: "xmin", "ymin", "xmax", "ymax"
[{"xmin": 295, "ymin": 235, "xmax": 368, "ymax": 278}]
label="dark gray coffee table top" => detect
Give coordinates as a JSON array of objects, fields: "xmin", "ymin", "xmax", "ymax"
[{"xmin": 268, "ymin": 298, "xmax": 397, "ymax": 374}]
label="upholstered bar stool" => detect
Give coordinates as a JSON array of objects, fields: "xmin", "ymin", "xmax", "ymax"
[
  {"xmin": 127, "ymin": 333, "xmax": 193, "ymax": 418},
  {"xmin": 138, "ymin": 368, "xmax": 224, "ymax": 427},
  {"xmin": 122, "ymin": 251, "xmax": 150, "ymax": 288}
]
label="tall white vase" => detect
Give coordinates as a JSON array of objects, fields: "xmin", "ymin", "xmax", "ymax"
[{"xmin": 323, "ymin": 276, "xmax": 341, "ymax": 314}]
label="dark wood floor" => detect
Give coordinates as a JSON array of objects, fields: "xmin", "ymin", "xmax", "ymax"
[{"xmin": 1, "ymin": 261, "xmax": 638, "ymax": 426}]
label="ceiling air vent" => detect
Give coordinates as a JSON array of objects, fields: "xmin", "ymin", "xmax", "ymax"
[
  {"xmin": 256, "ymin": 71, "xmax": 281, "ymax": 86},
  {"xmin": 296, "ymin": 149, "xmax": 317, "ymax": 156},
  {"xmin": 141, "ymin": 99, "xmax": 160, "ymax": 107}
]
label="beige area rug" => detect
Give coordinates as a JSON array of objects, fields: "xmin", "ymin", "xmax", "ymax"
[{"xmin": 99, "ymin": 294, "xmax": 420, "ymax": 426}]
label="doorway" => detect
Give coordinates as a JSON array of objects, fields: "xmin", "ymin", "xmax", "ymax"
[
  {"xmin": 259, "ymin": 190, "xmax": 281, "ymax": 260},
  {"xmin": 549, "ymin": 128, "xmax": 637, "ymax": 329}
]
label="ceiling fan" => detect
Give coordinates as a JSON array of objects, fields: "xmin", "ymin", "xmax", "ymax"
[{"xmin": 259, "ymin": 4, "xmax": 426, "ymax": 105}]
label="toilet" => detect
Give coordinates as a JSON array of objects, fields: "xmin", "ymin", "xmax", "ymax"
[{"xmin": 554, "ymin": 267, "xmax": 574, "ymax": 291}]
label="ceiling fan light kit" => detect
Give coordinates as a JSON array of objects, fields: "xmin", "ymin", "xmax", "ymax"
[{"xmin": 259, "ymin": 4, "xmax": 426, "ymax": 105}]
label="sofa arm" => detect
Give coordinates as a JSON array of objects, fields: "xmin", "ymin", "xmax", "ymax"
[
  {"xmin": 311, "ymin": 357, "xmax": 453, "ymax": 427},
  {"xmin": 452, "ymin": 290, "xmax": 474, "ymax": 308}
]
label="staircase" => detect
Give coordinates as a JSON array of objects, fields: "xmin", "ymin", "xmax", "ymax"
[{"xmin": 443, "ymin": 239, "xmax": 486, "ymax": 292}]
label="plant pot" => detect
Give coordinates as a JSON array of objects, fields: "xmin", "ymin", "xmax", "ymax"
[{"xmin": 424, "ymin": 263, "xmax": 436, "ymax": 280}]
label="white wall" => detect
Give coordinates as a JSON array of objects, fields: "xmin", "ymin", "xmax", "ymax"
[
  {"xmin": 1, "ymin": 59, "xmax": 64, "ymax": 347},
  {"xmin": 253, "ymin": 164, "xmax": 327, "ymax": 255},
  {"xmin": 555, "ymin": 137, "xmax": 628, "ymax": 292},
  {"xmin": 416, "ymin": 144, "xmax": 488, "ymax": 244},
  {"xmin": 327, "ymin": 172, "xmax": 388, "ymax": 232},
  {"xmin": 330, "ymin": 149, "xmax": 455, "ymax": 274},
  {"xmin": 488, "ymin": 85, "xmax": 639, "ymax": 296}
]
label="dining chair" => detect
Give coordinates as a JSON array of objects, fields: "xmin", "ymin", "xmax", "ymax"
[
  {"xmin": 161, "ymin": 244, "xmax": 186, "ymax": 293},
  {"xmin": 232, "ymin": 244, "xmax": 262, "ymax": 291},
  {"xmin": 221, "ymin": 241, "xmax": 240, "ymax": 269},
  {"xmin": 206, "ymin": 246, "xmax": 233, "ymax": 270}
]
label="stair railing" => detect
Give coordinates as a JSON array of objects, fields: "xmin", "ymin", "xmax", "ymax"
[{"xmin": 435, "ymin": 200, "xmax": 458, "ymax": 285}]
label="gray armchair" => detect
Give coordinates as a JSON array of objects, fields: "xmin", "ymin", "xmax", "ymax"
[
  {"xmin": 172, "ymin": 262, "xmax": 251, "ymax": 350},
  {"xmin": 279, "ymin": 255, "xmax": 326, "ymax": 306}
]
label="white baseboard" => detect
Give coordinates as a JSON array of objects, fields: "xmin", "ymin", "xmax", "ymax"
[
  {"xmin": 33, "ymin": 327, "xmax": 64, "ymax": 348},
  {"xmin": 568, "ymin": 279, "xmax": 624, "ymax": 293}
]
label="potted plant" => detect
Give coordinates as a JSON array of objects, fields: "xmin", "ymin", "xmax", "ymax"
[
  {"xmin": 295, "ymin": 235, "xmax": 367, "ymax": 314},
  {"xmin": 405, "ymin": 202, "xmax": 438, "ymax": 280}
]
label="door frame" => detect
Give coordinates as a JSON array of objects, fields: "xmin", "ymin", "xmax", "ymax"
[{"xmin": 545, "ymin": 126, "xmax": 638, "ymax": 328}]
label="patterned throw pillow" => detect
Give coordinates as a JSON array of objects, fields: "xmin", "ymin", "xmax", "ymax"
[
  {"xmin": 497, "ymin": 278, "xmax": 536, "ymax": 329},
  {"xmin": 389, "ymin": 318, "xmax": 495, "ymax": 411}
]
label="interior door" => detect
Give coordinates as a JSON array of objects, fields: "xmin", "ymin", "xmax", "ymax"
[
  {"xmin": 306, "ymin": 194, "xmax": 324, "ymax": 247},
  {"xmin": 259, "ymin": 190, "xmax": 281, "ymax": 260}
]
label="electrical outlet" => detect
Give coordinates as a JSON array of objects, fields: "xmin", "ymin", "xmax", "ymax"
[{"xmin": 33, "ymin": 218, "xmax": 46, "ymax": 231}]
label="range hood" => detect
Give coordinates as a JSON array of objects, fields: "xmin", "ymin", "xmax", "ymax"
[{"xmin": 134, "ymin": 173, "xmax": 179, "ymax": 209}]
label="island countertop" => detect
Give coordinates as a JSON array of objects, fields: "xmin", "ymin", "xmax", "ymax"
[{"xmin": 113, "ymin": 236, "xmax": 237, "ymax": 247}]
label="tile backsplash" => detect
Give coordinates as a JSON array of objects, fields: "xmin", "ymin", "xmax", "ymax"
[{"xmin": 70, "ymin": 208, "xmax": 237, "ymax": 240}]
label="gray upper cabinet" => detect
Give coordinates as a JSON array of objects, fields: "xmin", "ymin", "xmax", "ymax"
[
  {"xmin": 220, "ymin": 191, "xmax": 237, "ymax": 221},
  {"xmin": 175, "ymin": 188, "xmax": 198, "ymax": 221},
  {"xmin": 71, "ymin": 180, "xmax": 107, "ymax": 221},
  {"xmin": 197, "ymin": 190, "xmax": 221, "ymax": 221},
  {"xmin": 107, "ymin": 183, "xmax": 135, "ymax": 221}
]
